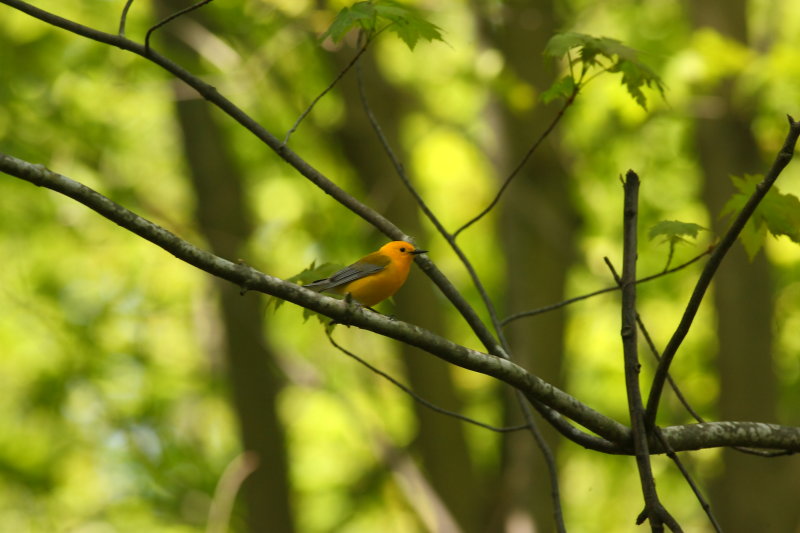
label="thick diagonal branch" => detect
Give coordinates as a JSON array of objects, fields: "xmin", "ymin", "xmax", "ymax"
[
  {"xmin": 0, "ymin": 151, "xmax": 625, "ymax": 446},
  {"xmin": 645, "ymin": 115, "xmax": 800, "ymax": 427},
  {"xmin": 4, "ymin": 152, "xmax": 800, "ymax": 454}
]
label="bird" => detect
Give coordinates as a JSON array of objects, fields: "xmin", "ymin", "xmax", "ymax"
[{"xmin": 304, "ymin": 241, "xmax": 427, "ymax": 307}]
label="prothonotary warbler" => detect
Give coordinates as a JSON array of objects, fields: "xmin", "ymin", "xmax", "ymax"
[{"xmin": 305, "ymin": 241, "xmax": 427, "ymax": 307}]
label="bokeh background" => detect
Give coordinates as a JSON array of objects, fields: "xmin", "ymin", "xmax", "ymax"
[{"xmin": 2, "ymin": 0, "xmax": 800, "ymax": 532}]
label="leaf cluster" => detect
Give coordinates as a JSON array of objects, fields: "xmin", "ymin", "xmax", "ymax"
[
  {"xmin": 721, "ymin": 174, "xmax": 800, "ymax": 258},
  {"xmin": 321, "ymin": 0, "xmax": 444, "ymax": 50},
  {"xmin": 542, "ymin": 31, "xmax": 665, "ymax": 109}
]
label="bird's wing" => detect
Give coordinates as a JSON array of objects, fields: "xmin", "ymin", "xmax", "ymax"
[{"xmin": 305, "ymin": 252, "xmax": 390, "ymax": 292}]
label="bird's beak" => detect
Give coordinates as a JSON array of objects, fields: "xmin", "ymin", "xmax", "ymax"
[{"xmin": 410, "ymin": 249, "xmax": 428, "ymax": 255}]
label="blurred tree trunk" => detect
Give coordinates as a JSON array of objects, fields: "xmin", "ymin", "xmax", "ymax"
[
  {"xmin": 158, "ymin": 4, "xmax": 295, "ymax": 532},
  {"xmin": 475, "ymin": 2, "xmax": 576, "ymax": 531},
  {"xmin": 174, "ymin": 97, "xmax": 295, "ymax": 533},
  {"xmin": 331, "ymin": 50, "xmax": 483, "ymax": 532},
  {"xmin": 688, "ymin": 1, "xmax": 800, "ymax": 531}
]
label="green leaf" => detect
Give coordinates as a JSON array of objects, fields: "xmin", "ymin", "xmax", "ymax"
[
  {"xmin": 541, "ymin": 75, "xmax": 576, "ymax": 104},
  {"xmin": 579, "ymin": 36, "xmax": 626, "ymax": 67},
  {"xmin": 543, "ymin": 31, "xmax": 665, "ymax": 109},
  {"xmin": 374, "ymin": 0, "xmax": 444, "ymax": 50},
  {"xmin": 719, "ymin": 174, "xmax": 754, "ymax": 219},
  {"xmin": 759, "ymin": 185, "xmax": 800, "ymax": 242},
  {"xmin": 321, "ymin": 3, "xmax": 377, "ymax": 43},
  {"xmin": 544, "ymin": 32, "xmax": 631, "ymax": 64},
  {"xmin": 608, "ymin": 59, "xmax": 665, "ymax": 110},
  {"xmin": 321, "ymin": 1, "xmax": 444, "ymax": 50},
  {"xmin": 720, "ymin": 174, "xmax": 800, "ymax": 259},
  {"xmin": 267, "ymin": 261, "xmax": 343, "ymax": 313},
  {"xmin": 739, "ymin": 214, "xmax": 769, "ymax": 260},
  {"xmin": 543, "ymin": 32, "xmax": 592, "ymax": 58},
  {"xmin": 649, "ymin": 220, "xmax": 706, "ymax": 244}
]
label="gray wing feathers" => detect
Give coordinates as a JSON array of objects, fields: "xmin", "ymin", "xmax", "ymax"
[{"xmin": 305, "ymin": 263, "xmax": 386, "ymax": 292}]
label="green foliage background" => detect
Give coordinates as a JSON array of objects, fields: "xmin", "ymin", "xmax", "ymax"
[{"xmin": 2, "ymin": 0, "xmax": 800, "ymax": 532}]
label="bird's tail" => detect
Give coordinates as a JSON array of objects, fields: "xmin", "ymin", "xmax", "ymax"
[{"xmin": 303, "ymin": 279, "xmax": 332, "ymax": 292}]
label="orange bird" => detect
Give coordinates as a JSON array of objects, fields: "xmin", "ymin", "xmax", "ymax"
[{"xmin": 305, "ymin": 241, "xmax": 427, "ymax": 307}]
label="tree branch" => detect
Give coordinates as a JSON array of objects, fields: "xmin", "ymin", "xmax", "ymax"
[
  {"xmin": 452, "ymin": 86, "xmax": 578, "ymax": 238},
  {"xmin": 283, "ymin": 29, "xmax": 382, "ymax": 145},
  {"xmin": 655, "ymin": 421, "xmax": 800, "ymax": 452},
  {"xmin": 4, "ymin": 152, "xmax": 800, "ymax": 455},
  {"xmin": 621, "ymin": 171, "xmax": 681, "ymax": 532},
  {"xmin": 118, "ymin": 0, "xmax": 135, "ymax": 36},
  {"xmin": 604, "ymin": 258, "xmax": 790, "ymax": 457},
  {"xmin": 0, "ymin": 151, "xmax": 626, "ymax": 445},
  {"xmin": 645, "ymin": 115, "xmax": 800, "ymax": 428},
  {"xmin": 502, "ymin": 249, "xmax": 710, "ymax": 326},
  {"xmin": 144, "ymin": 0, "xmax": 214, "ymax": 53},
  {"xmin": 603, "ymin": 258, "xmax": 706, "ymax": 424},
  {"xmin": 0, "ymin": 0, "xmax": 504, "ymax": 360},
  {"xmin": 652, "ymin": 429, "xmax": 723, "ymax": 533},
  {"xmin": 325, "ymin": 325, "xmax": 527, "ymax": 434}
]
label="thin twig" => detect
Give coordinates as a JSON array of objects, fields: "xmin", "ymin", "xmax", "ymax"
[
  {"xmin": 144, "ymin": 0, "xmax": 214, "ymax": 53},
  {"xmin": 603, "ymin": 257, "xmax": 706, "ymax": 423},
  {"xmin": 645, "ymin": 115, "xmax": 800, "ymax": 428},
  {"xmin": 353, "ymin": 43, "xmax": 507, "ymax": 353},
  {"xmin": 118, "ymin": 0, "xmax": 135, "ymax": 36},
  {"xmin": 502, "ymin": 249, "xmax": 711, "ymax": 326},
  {"xmin": 653, "ymin": 429, "xmax": 723, "ymax": 533},
  {"xmin": 283, "ymin": 29, "xmax": 384, "ymax": 145},
  {"xmin": 621, "ymin": 170, "xmax": 681, "ymax": 532},
  {"xmin": 663, "ymin": 242, "xmax": 676, "ymax": 272},
  {"xmin": 511, "ymin": 385, "xmax": 567, "ymax": 533},
  {"xmin": 325, "ymin": 325, "xmax": 527, "ymax": 433},
  {"xmin": 354, "ymin": 47, "xmax": 567, "ymax": 533},
  {"xmin": 452, "ymin": 86, "xmax": 578, "ymax": 238}
]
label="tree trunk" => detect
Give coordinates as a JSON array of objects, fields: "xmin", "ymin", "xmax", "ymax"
[
  {"xmin": 689, "ymin": 2, "xmax": 800, "ymax": 531},
  {"xmin": 158, "ymin": 5, "xmax": 295, "ymax": 531},
  {"xmin": 475, "ymin": 1, "xmax": 577, "ymax": 531}
]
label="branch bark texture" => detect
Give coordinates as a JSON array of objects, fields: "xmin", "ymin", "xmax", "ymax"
[{"xmin": 3, "ymin": 151, "xmax": 800, "ymax": 454}]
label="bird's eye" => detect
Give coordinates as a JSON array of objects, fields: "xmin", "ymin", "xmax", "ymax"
[{"xmin": 400, "ymin": 247, "xmax": 406, "ymax": 252}]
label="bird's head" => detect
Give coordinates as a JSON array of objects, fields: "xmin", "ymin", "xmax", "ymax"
[{"xmin": 380, "ymin": 241, "xmax": 428, "ymax": 262}]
